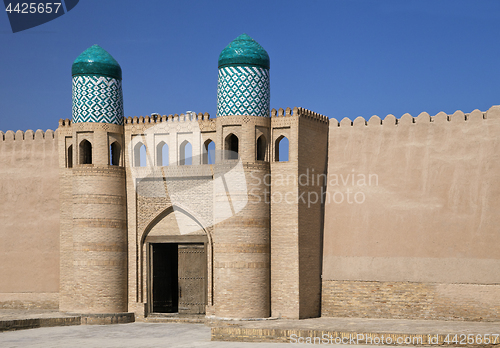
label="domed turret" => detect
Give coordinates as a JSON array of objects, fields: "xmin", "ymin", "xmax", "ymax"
[
  {"xmin": 72, "ymin": 44, "xmax": 122, "ymax": 79},
  {"xmin": 60, "ymin": 45, "xmax": 128, "ymax": 314},
  {"xmin": 218, "ymin": 33, "xmax": 270, "ymax": 69},
  {"xmin": 71, "ymin": 45, "xmax": 124, "ymax": 125},
  {"xmin": 217, "ymin": 34, "xmax": 270, "ymax": 117}
]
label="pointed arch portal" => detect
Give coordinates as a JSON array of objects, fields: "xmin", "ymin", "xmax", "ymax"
[{"xmin": 143, "ymin": 206, "xmax": 211, "ymax": 315}]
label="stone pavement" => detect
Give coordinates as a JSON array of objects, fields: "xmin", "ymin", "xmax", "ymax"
[
  {"xmin": 210, "ymin": 317, "xmax": 500, "ymax": 346},
  {"xmin": 0, "ymin": 322, "xmax": 294, "ymax": 348},
  {"xmin": 1, "ymin": 310, "xmax": 499, "ymax": 347}
]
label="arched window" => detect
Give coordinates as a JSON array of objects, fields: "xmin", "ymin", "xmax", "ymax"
[
  {"xmin": 134, "ymin": 142, "xmax": 147, "ymax": 167},
  {"xmin": 79, "ymin": 139, "xmax": 92, "ymax": 165},
  {"xmin": 180, "ymin": 140, "xmax": 192, "ymax": 165},
  {"xmin": 203, "ymin": 139, "xmax": 215, "ymax": 164},
  {"xmin": 157, "ymin": 142, "xmax": 169, "ymax": 166},
  {"xmin": 67, "ymin": 145, "xmax": 73, "ymax": 168},
  {"xmin": 110, "ymin": 141, "xmax": 121, "ymax": 166},
  {"xmin": 275, "ymin": 136, "xmax": 289, "ymax": 162},
  {"xmin": 256, "ymin": 135, "xmax": 267, "ymax": 161},
  {"xmin": 225, "ymin": 134, "xmax": 239, "ymax": 160}
]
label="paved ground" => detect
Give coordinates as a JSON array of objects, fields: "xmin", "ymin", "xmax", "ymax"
[
  {"xmin": 222, "ymin": 316, "xmax": 500, "ymax": 334},
  {"xmin": 0, "ymin": 322, "xmax": 307, "ymax": 348},
  {"xmin": 1, "ymin": 311, "xmax": 499, "ymax": 347}
]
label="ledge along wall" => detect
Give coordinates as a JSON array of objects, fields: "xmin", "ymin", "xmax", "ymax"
[
  {"xmin": 0, "ymin": 129, "xmax": 60, "ymax": 309},
  {"xmin": 322, "ymin": 106, "xmax": 500, "ymax": 321}
]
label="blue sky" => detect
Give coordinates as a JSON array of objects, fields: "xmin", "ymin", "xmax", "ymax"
[{"xmin": 1, "ymin": 0, "xmax": 500, "ymax": 132}]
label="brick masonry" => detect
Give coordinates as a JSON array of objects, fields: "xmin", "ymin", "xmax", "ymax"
[{"xmin": 322, "ymin": 280, "xmax": 500, "ymax": 321}]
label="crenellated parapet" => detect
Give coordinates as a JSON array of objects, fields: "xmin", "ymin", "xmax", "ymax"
[
  {"xmin": 271, "ymin": 107, "xmax": 329, "ymax": 124},
  {"xmin": 125, "ymin": 112, "xmax": 211, "ymax": 125},
  {"xmin": 124, "ymin": 112, "xmax": 216, "ymax": 134},
  {"xmin": 331, "ymin": 105, "xmax": 500, "ymax": 128},
  {"xmin": 0, "ymin": 129, "xmax": 56, "ymax": 141},
  {"xmin": 126, "ymin": 112, "xmax": 215, "ymax": 130}
]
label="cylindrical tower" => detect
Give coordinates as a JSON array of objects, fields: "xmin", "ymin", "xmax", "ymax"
[
  {"xmin": 214, "ymin": 34, "xmax": 271, "ymax": 318},
  {"xmin": 60, "ymin": 45, "xmax": 127, "ymax": 313},
  {"xmin": 217, "ymin": 33, "xmax": 270, "ymax": 117}
]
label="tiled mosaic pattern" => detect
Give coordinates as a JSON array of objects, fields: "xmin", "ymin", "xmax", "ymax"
[
  {"xmin": 217, "ymin": 66, "xmax": 270, "ymax": 117},
  {"xmin": 72, "ymin": 75, "xmax": 124, "ymax": 125}
]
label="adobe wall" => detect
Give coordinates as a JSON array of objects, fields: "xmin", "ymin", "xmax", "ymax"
[
  {"xmin": 322, "ymin": 106, "xmax": 500, "ymax": 321},
  {"xmin": 0, "ymin": 129, "xmax": 60, "ymax": 309}
]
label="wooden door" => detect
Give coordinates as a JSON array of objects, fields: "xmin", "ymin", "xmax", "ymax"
[
  {"xmin": 151, "ymin": 243, "xmax": 178, "ymax": 313},
  {"xmin": 177, "ymin": 244, "xmax": 206, "ymax": 314}
]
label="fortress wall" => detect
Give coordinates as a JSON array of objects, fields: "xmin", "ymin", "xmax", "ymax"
[
  {"xmin": 297, "ymin": 109, "xmax": 329, "ymax": 319},
  {"xmin": 322, "ymin": 106, "xmax": 500, "ymax": 321},
  {"xmin": 0, "ymin": 129, "xmax": 60, "ymax": 309},
  {"xmin": 270, "ymin": 110, "xmax": 300, "ymax": 319},
  {"xmin": 270, "ymin": 107, "xmax": 329, "ymax": 319}
]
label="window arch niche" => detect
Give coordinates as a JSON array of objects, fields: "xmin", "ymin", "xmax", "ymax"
[
  {"xmin": 203, "ymin": 139, "xmax": 215, "ymax": 164},
  {"xmin": 275, "ymin": 135, "xmax": 289, "ymax": 162},
  {"xmin": 67, "ymin": 145, "xmax": 73, "ymax": 168},
  {"xmin": 110, "ymin": 141, "xmax": 121, "ymax": 166},
  {"xmin": 79, "ymin": 139, "xmax": 92, "ymax": 165},
  {"xmin": 256, "ymin": 135, "xmax": 267, "ymax": 161},
  {"xmin": 180, "ymin": 140, "xmax": 192, "ymax": 165},
  {"xmin": 134, "ymin": 142, "xmax": 147, "ymax": 167},
  {"xmin": 157, "ymin": 141, "xmax": 169, "ymax": 166},
  {"xmin": 225, "ymin": 134, "xmax": 239, "ymax": 160}
]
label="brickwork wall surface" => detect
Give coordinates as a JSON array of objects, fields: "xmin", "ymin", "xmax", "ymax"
[{"xmin": 322, "ymin": 280, "xmax": 500, "ymax": 321}]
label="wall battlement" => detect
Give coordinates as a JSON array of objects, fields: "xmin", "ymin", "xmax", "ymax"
[
  {"xmin": 271, "ymin": 107, "xmax": 329, "ymax": 124},
  {"xmin": 0, "ymin": 129, "xmax": 56, "ymax": 141},
  {"xmin": 58, "ymin": 119, "xmax": 72, "ymax": 127},
  {"xmin": 331, "ymin": 105, "xmax": 500, "ymax": 128},
  {"xmin": 124, "ymin": 112, "xmax": 211, "ymax": 125}
]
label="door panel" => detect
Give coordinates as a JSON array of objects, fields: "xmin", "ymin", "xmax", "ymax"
[
  {"xmin": 178, "ymin": 244, "xmax": 206, "ymax": 314},
  {"xmin": 151, "ymin": 243, "xmax": 178, "ymax": 313}
]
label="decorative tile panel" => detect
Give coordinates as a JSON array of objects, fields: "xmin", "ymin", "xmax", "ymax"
[
  {"xmin": 72, "ymin": 75, "xmax": 124, "ymax": 125},
  {"xmin": 217, "ymin": 66, "xmax": 270, "ymax": 117}
]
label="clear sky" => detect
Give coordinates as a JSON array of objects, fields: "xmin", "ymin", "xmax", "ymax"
[{"xmin": 1, "ymin": 0, "xmax": 500, "ymax": 132}]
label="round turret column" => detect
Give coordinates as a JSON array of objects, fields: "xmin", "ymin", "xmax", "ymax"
[
  {"xmin": 60, "ymin": 45, "xmax": 127, "ymax": 313},
  {"xmin": 214, "ymin": 34, "xmax": 271, "ymax": 318}
]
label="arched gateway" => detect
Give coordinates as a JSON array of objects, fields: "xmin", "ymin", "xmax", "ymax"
[{"xmin": 142, "ymin": 206, "xmax": 211, "ymax": 315}]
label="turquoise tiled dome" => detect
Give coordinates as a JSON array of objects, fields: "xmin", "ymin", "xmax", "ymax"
[
  {"xmin": 72, "ymin": 45, "xmax": 122, "ymax": 80},
  {"xmin": 218, "ymin": 34, "xmax": 270, "ymax": 69}
]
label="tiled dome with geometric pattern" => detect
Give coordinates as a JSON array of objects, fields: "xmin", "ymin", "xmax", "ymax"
[
  {"xmin": 72, "ymin": 44, "xmax": 122, "ymax": 80},
  {"xmin": 218, "ymin": 34, "xmax": 270, "ymax": 69}
]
